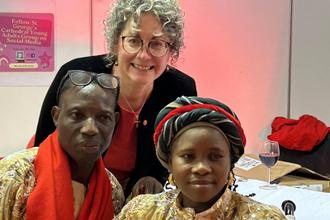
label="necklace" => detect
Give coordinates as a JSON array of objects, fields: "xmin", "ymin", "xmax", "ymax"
[{"xmin": 120, "ymin": 90, "xmax": 150, "ymax": 128}]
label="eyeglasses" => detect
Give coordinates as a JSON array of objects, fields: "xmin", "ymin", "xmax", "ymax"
[
  {"xmin": 121, "ymin": 36, "xmax": 171, "ymax": 57},
  {"xmin": 56, "ymin": 70, "xmax": 120, "ymax": 104}
]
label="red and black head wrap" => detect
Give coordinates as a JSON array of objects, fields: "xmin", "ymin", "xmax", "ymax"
[{"xmin": 154, "ymin": 96, "xmax": 246, "ymax": 170}]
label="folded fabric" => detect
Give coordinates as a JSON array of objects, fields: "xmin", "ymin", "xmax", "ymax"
[{"xmin": 268, "ymin": 115, "xmax": 330, "ymax": 151}]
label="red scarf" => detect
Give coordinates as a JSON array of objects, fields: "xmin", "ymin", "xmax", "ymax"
[{"xmin": 26, "ymin": 129, "xmax": 114, "ymax": 219}]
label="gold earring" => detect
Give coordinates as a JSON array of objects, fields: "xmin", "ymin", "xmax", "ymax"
[
  {"xmin": 227, "ymin": 173, "xmax": 234, "ymax": 186},
  {"xmin": 168, "ymin": 173, "xmax": 176, "ymax": 186}
]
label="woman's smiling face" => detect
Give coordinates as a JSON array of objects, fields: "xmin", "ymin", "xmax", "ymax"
[
  {"xmin": 169, "ymin": 126, "xmax": 231, "ymax": 210},
  {"xmin": 114, "ymin": 13, "xmax": 171, "ymax": 86}
]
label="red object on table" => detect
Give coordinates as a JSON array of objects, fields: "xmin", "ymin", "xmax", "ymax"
[{"xmin": 268, "ymin": 115, "xmax": 330, "ymax": 151}]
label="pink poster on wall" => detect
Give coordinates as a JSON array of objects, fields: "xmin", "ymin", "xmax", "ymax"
[{"xmin": 0, "ymin": 13, "xmax": 54, "ymax": 72}]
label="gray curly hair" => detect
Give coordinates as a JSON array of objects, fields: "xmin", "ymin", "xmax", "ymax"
[{"xmin": 103, "ymin": 0, "xmax": 185, "ymax": 66}]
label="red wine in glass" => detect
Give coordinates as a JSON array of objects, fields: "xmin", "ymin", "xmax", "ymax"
[
  {"xmin": 259, "ymin": 153, "xmax": 279, "ymax": 168},
  {"xmin": 259, "ymin": 140, "xmax": 280, "ymax": 190}
]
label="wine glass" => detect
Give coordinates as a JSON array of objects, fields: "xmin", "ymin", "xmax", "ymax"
[{"xmin": 258, "ymin": 140, "xmax": 280, "ymax": 190}]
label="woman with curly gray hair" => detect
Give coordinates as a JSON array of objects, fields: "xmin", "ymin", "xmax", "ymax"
[
  {"xmin": 33, "ymin": 0, "xmax": 197, "ymax": 201},
  {"xmin": 104, "ymin": 0, "xmax": 185, "ymax": 66}
]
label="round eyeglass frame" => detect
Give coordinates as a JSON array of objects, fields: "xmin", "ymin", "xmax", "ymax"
[{"xmin": 120, "ymin": 36, "xmax": 171, "ymax": 58}]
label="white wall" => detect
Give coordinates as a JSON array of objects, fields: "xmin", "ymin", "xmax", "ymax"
[
  {"xmin": 0, "ymin": 0, "xmax": 329, "ymax": 157},
  {"xmin": 0, "ymin": 87, "xmax": 48, "ymax": 152},
  {"xmin": 0, "ymin": 0, "xmax": 92, "ymax": 155},
  {"xmin": 290, "ymin": 0, "xmax": 330, "ymax": 125},
  {"xmin": 177, "ymin": 0, "xmax": 290, "ymax": 153}
]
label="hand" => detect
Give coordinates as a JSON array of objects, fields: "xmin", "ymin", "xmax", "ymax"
[{"xmin": 127, "ymin": 176, "xmax": 163, "ymax": 202}]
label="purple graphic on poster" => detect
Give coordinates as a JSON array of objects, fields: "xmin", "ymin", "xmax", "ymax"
[{"xmin": 0, "ymin": 13, "xmax": 54, "ymax": 72}]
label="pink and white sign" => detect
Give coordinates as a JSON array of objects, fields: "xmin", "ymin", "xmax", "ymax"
[{"xmin": 0, "ymin": 13, "xmax": 54, "ymax": 72}]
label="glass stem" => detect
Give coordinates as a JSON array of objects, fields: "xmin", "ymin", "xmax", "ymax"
[{"xmin": 267, "ymin": 167, "xmax": 271, "ymax": 185}]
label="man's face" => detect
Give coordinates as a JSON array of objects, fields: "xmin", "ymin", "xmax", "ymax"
[{"xmin": 52, "ymin": 83, "xmax": 117, "ymax": 166}]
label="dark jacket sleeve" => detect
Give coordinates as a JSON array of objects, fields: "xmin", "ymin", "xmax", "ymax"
[{"xmin": 34, "ymin": 55, "xmax": 111, "ymax": 146}]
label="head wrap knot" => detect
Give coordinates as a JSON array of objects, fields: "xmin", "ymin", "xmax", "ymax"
[{"xmin": 154, "ymin": 96, "xmax": 246, "ymax": 169}]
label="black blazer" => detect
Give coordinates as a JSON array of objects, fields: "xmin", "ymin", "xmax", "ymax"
[{"xmin": 34, "ymin": 54, "xmax": 197, "ymax": 197}]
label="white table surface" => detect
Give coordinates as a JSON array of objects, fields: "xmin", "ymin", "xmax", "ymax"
[{"xmin": 235, "ymin": 178, "xmax": 330, "ymax": 220}]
